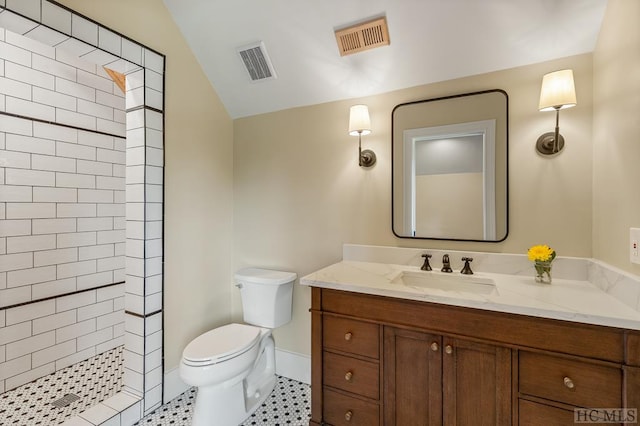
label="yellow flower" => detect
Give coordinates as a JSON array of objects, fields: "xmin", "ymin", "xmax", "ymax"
[{"xmin": 527, "ymin": 244, "xmax": 556, "ymax": 262}]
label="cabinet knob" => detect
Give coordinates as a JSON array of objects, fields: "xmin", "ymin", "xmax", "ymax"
[
  {"xmin": 430, "ymin": 342, "xmax": 439, "ymax": 352},
  {"xmin": 563, "ymin": 376, "xmax": 575, "ymax": 389},
  {"xmin": 344, "ymin": 332, "xmax": 353, "ymax": 341},
  {"xmin": 345, "ymin": 371, "xmax": 353, "ymax": 381},
  {"xmin": 445, "ymin": 345, "xmax": 453, "ymax": 354},
  {"xmin": 345, "ymin": 410, "xmax": 353, "ymax": 421}
]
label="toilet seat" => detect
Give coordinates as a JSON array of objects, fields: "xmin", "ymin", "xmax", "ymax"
[{"xmin": 182, "ymin": 323, "xmax": 262, "ymax": 367}]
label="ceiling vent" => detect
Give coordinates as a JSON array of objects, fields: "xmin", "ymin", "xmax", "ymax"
[
  {"xmin": 237, "ymin": 41, "xmax": 277, "ymax": 82},
  {"xmin": 335, "ymin": 16, "xmax": 390, "ymax": 56}
]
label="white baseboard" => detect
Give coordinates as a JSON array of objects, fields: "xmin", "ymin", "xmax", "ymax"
[
  {"xmin": 275, "ymin": 348, "xmax": 311, "ymax": 384},
  {"xmin": 163, "ymin": 366, "xmax": 190, "ymax": 404},
  {"xmin": 163, "ymin": 348, "xmax": 311, "ymax": 403}
]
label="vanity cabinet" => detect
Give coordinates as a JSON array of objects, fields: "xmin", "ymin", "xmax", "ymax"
[
  {"xmin": 517, "ymin": 350, "xmax": 622, "ymax": 424},
  {"xmin": 383, "ymin": 327, "xmax": 442, "ymax": 425},
  {"xmin": 310, "ymin": 287, "xmax": 636, "ymax": 426},
  {"xmin": 321, "ymin": 315, "xmax": 381, "ymax": 425},
  {"xmin": 383, "ymin": 328, "xmax": 511, "ymax": 425}
]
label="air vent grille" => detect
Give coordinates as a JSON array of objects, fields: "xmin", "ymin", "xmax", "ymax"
[
  {"xmin": 335, "ymin": 17, "xmax": 390, "ymax": 56},
  {"xmin": 237, "ymin": 42, "xmax": 277, "ymax": 82}
]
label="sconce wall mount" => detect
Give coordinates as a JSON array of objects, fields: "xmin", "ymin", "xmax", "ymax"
[
  {"xmin": 359, "ymin": 146, "xmax": 377, "ymax": 167},
  {"xmin": 349, "ymin": 104, "xmax": 377, "ymax": 167},
  {"xmin": 536, "ymin": 113, "xmax": 565, "ymax": 155},
  {"xmin": 536, "ymin": 69, "xmax": 576, "ymax": 156}
]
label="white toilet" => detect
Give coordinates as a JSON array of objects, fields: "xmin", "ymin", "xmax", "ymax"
[{"xmin": 179, "ymin": 267, "xmax": 297, "ymax": 426}]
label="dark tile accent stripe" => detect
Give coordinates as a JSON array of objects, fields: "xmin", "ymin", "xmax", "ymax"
[
  {"xmin": 125, "ymin": 309, "xmax": 162, "ymax": 319},
  {"xmin": 0, "ymin": 281, "xmax": 125, "ymax": 311},
  {"xmin": 125, "ymin": 105, "xmax": 163, "ymax": 115},
  {"xmin": 0, "ymin": 110, "xmax": 125, "ymax": 139}
]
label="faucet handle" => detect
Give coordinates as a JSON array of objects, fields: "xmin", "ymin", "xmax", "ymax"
[
  {"xmin": 421, "ymin": 254, "xmax": 432, "ymax": 271},
  {"xmin": 461, "ymin": 257, "xmax": 474, "ymax": 275}
]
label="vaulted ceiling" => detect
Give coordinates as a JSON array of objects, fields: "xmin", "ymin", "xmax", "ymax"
[{"xmin": 162, "ymin": 0, "xmax": 608, "ymax": 118}]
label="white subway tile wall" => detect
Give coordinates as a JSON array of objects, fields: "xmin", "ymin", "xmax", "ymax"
[
  {"xmin": 1, "ymin": 1, "xmax": 165, "ymax": 420},
  {"xmin": 0, "ymin": 29, "xmax": 126, "ymax": 394}
]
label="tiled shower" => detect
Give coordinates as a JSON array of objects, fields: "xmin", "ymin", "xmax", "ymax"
[
  {"xmin": 0, "ymin": 1, "xmax": 165, "ymax": 424},
  {"xmin": 0, "ymin": 37, "xmax": 127, "ymax": 392}
]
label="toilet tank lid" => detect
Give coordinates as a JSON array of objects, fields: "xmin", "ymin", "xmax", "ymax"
[{"xmin": 234, "ymin": 267, "xmax": 297, "ymax": 285}]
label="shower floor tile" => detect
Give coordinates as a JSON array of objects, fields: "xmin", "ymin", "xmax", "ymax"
[
  {"xmin": 0, "ymin": 346, "xmax": 123, "ymax": 425},
  {"xmin": 136, "ymin": 376, "xmax": 311, "ymax": 426}
]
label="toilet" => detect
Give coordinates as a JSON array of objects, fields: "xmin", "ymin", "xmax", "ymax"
[{"xmin": 179, "ymin": 267, "xmax": 297, "ymax": 426}]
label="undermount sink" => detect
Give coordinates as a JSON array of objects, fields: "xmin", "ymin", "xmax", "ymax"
[{"xmin": 391, "ymin": 270, "xmax": 496, "ymax": 295}]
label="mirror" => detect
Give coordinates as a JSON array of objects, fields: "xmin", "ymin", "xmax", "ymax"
[{"xmin": 392, "ymin": 90, "xmax": 508, "ymax": 241}]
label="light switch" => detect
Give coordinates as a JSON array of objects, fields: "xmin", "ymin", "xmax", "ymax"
[{"xmin": 631, "ymin": 228, "xmax": 640, "ymax": 264}]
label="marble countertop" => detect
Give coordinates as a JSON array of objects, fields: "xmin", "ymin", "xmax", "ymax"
[{"xmin": 300, "ymin": 260, "xmax": 640, "ymax": 330}]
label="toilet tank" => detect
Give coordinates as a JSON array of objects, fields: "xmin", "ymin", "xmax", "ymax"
[{"xmin": 235, "ymin": 268, "xmax": 297, "ymax": 328}]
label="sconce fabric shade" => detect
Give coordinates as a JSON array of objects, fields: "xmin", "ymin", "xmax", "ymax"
[
  {"xmin": 348, "ymin": 104, "xmax": 376, "ymax": 167},
  {"xmin": 348, "ymin": 104, "xmax": 371, "ymax": 135},
  {"xmin": 538, "ymin": 69, "xmax": 577, "ymax": 111}
]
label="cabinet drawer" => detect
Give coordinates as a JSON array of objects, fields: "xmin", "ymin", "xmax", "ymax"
[
  {"xmin": 323, "ymin": 315, "xmax": 379, "ymax": 359},
  {"xmin": 519, "ymin": 351, "xmax": 622, "ymax": 408},
  {"xmin": 323, "ymin": 351, "xmax": 379, "ymax": 400},
  {"xmin": 519, "ymin": 399, "xmax": 575, "ymax": 426},
  {"xmin": 324, "ymin": 387, "xmax": 379, "ymax": 426}
]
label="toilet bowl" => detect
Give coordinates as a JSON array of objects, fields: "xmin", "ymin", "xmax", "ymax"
[{"xmin": 179, "ymin": 268, "xmax": 296, "ymax": 426}]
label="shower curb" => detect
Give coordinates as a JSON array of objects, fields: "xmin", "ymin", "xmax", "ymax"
[{"xmin": 60, "ymin": 390, "xmax": 142, "ymax": 426}]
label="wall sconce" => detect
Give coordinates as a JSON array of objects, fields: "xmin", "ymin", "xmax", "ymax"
[
  {"xmin": 349, "ymin": 104, "xmax": 377, "ymax": 167},
  {"xmin": 536, "ymin": 69, "xmax": 577, "ymax": 155}
]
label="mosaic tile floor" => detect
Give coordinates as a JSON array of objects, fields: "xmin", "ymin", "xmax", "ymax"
[
  {"xmin": 0, "ymin": 347, "xmax": 309, "ymax": 426},
  {"xmin": 136, "ymin": 376, "xmax": 311, "ymax": 426},
  {"xmin": 0, "ymin": 346, "xmax": 123, "ymax": 425}
]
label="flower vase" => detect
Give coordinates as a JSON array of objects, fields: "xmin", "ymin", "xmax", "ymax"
[{"xmin": 534, "ymin": 261, "xmax": 552, "ymax": 284}]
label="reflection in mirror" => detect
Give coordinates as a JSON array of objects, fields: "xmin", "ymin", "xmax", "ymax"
[{"xmin": 392, "ymin": 90, "xmax": 508, "ymax": 241}]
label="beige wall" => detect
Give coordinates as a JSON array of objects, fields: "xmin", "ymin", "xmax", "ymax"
[
  {"xmin": 56, "ymin": 0, "xmax": 235, "ymax": 369},
  {"xmin": 234, "ymin": 53, "xmax": 594, "ymax": 355},
  {"xmin": 593, "ymin": 0, "xmax": 640, "ymax": 275}
]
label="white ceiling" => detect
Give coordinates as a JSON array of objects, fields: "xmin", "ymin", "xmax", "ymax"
[{"xmin": 162, "ymin": 0, "xmax": 607, "ymax": 119}]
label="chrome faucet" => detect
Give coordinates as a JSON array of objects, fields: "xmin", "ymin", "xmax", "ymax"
[
  {"xmin": 460, "ymin": 257, "xmax": 474, "ymax": 275},
  {"xmin": 441, "ymin": 254, "xmax": 453, "ymax": 273},
  {"xmin": 420, "ymin": 254, "xmax": 432, "ymax": 271}
]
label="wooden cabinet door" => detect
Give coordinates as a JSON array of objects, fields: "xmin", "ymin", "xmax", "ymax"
[
  {"xmin": 442, "ymin": 338, "xmax": 512, "ymax": 426},
  {"xmin": 624, "ymin": 366, "xmax": 640, "ymax": 424},
  {"xmin": 384, "ymin": 327, "xmax": 443, "ymax": 426}
]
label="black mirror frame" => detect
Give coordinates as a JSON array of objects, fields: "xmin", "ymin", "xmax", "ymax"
[{"xmin": 391, "ymin": 89, "xmax": 509, "ymax": 243}]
